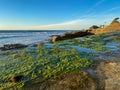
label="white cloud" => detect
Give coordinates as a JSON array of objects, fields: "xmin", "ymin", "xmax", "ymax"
[
  {"xmin": 0, "ymin": 0, "xmax": 109, "ymax": 30},
  {"xmin": 31, "ymin": 19, "xmax": 84, "ymax": 30},
  {"xmin": 29, "ymin": 18, "xmax": 108, "ymax": 30},
  {"xmin": 0, "ymin": 17, "xmax": 111, "ymax": 30}
]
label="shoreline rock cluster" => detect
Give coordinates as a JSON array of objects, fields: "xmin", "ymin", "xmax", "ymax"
[
  {"xmin": 52, "ymin": 30, "xmax": 94, "ymax": 42},
  {"xmin": 52, "ymin": 17, "xmax": 120, "ymax": 42}
]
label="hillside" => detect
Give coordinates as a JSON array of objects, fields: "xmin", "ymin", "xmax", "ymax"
[{"xmin": 91, "ymin": 17, "xmax": 120, "ymax": 34}]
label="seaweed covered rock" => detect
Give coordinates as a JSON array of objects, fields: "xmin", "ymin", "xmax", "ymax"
[
  {"xmin": 9, "ymin": 75, "xmax": 24, "ymax": 83},
  {"xmin": 25, "ymin": 71, "xmax": 96, "ymax": 90},
  {"xmin": 33, "ymin": 42, "xmax": 45, "ymax": 47}
]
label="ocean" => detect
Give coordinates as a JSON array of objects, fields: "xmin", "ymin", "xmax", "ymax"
[{"xmin": 0, "ymin": 30, "xmax": 72, "ymax": 47}]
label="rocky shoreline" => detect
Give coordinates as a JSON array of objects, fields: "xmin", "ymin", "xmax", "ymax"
[
  {"xmin": 52, "ymin": 17, "xmax": 120, "ymax": 42},
  {"xmin": 25, "ymin": 18, "xmax": 120, "ymax": 90},
  {"xmin": 0, "ymin": 18, "xmax": 120, "ymax": 90},
  {"xmin": 52, "ymin": 30, "xmax": 94, "ymax": 42},
  {"xmin": 0, "ymin": 18, "xmax": 119, "ymax": 51}
]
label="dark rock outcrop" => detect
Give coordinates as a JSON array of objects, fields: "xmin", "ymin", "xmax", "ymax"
[
  {"xmin": 111, "ymin": 17, "xmax": 119, "ymax": 24},
  {"xmin": 52, "ymin": 30, "xmax": 94, "ymax": 42},
  {"xmin": 0, "ymin": 44, "xmax": 28, "ymax": 51}
]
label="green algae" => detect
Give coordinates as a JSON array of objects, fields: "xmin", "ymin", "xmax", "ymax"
[{"xmin": 0, "ymin": 32, "xmax": 120, "ymax": 89}]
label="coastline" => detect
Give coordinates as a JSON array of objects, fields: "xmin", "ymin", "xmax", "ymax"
[
  {"xmin": 0, "ymin": 31, "xmax": 120, "ymax": 89},
  {"xmin": 0, "ymin": 18, "xmax": 120, "ymax": 89}
]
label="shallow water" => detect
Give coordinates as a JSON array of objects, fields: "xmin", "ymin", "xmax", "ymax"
[
  {"xmin": 71, "ymin": 46, "xmax": 97, "ymax": 53},
  {"xmin": 105, "ymin": 42, "xmax": 120, "ymax": 51}
]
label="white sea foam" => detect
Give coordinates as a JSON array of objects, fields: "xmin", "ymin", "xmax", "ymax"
[{"xmin": 0, "ymin": 30, "xmax": 69, "ymax": 47}]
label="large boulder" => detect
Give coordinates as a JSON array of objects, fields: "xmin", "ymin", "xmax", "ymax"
[{"xmin": 52, "ymin": 30, "xmax": 94, "ymax": 42}]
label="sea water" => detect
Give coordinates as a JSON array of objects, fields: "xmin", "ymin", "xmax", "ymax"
[{"xmin": 0, "ymin": 30, "xmax": 71, "ymax": 47}]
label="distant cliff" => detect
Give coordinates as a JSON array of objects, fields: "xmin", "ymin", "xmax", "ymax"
[{"xmin": 91, "ymin": 17, "xmax": 120, "ymax": 34}]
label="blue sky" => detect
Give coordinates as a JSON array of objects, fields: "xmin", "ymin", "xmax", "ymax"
[{"xmin": 0, "ymin": 0, "xmax": 120, "ymax": 30}]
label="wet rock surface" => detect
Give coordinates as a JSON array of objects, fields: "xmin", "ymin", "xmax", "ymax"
[
  {"xmin": 25, "ymin": 71, "xmax": 96, "ymax": 90},
  {"xmin": 24, "ymin": 50, "xmax": 120, "ymax": 90},
  {"xmin": 93, "ymin": 51, "xmax": 120, "ymax": 90},
  {"xmin": 32, "ymin": 42, "xmax": 45, "ymax": 47},
  {"xmin": 52, "ymin": 30, "xmax": 94, "ymax": 42},
  {"xmin": 0, "ymin": 44, "xmax": 28, "ymax": 51}
]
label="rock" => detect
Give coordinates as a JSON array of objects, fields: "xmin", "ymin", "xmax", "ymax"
[
  {"xmin": 0, "ymin": 44, "xmax": 28, "ymax": 51},
  {"xmin": 52, "ymin": 35, "xmax": 61, "ymax": 42},
  {"xmin": 9, "ymin": 75, "xmax": 23, "ymax": 83},
  {"xmin": 52, "ymin": 30, "xmax": 94, "ymax": 42},
  {"xmin": 33, "ymin": 42, "xmax": 45, "ymax": 47},
  {"xmin": 49, "ymin": 35, "xmax": 58, "ymax": 37},
  {"xmin": 90, "ymin": 17, "xmax": 120, "ymax": 34},
  {"xmin": 54, "ymin": 71, "xmax": 96, "ymax": 90},
  {"xmin": 111, "ymin": 17, "xmax": 119, "ymax": 24},
  {"xmin": 24, "ymin": 71, "xmax": 96, "ymax": 90},
  {"xmin": 94, "ymin": 52, "xmax": 120, "ymax": 90}
]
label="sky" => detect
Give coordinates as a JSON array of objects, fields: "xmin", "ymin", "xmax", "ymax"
[{"xmin": 0, "ymin": 0, "xmax": 120, "ymax": 30}]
